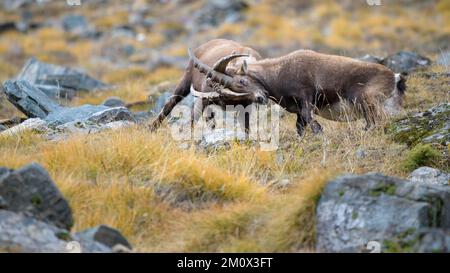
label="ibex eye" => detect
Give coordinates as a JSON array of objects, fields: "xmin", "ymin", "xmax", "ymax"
[{"xmin": 240, "ymin": 79, "xmax": 248, "ymax": 86}]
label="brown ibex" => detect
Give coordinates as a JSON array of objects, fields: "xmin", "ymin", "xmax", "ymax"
[
  {"xmin": 151, "ymin": 39, "xmax": 406, "ymax": 136},
  {"xmin": 149, "ymin": 39, "xmax": 266, "ymax": 131}
]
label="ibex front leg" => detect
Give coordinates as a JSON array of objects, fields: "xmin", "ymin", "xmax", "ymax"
[
  {"xmin": 296, "ymin": 99, "xmax": 323, "ymax": 136},
  {"xmin": 149, "ymin": 62, "xmax": 192, "ymax": 131}
]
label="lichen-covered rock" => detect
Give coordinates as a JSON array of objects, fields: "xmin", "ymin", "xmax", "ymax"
[
  {"xmin": 382, "ymin": 51, "xmax": 431, "ymax": 74},
  {"xmin": 44, "ymin": 105, "xmax": 136, "ymax": 127},
  {"xmin": 387, "ymin": 103, "xmax": 450, "ymax": 147},
  {"xmin": 47, "ymin": 120, "xmax": 133, "ymax": 141},
  {"xmin": 0, "ymin": 210, "xmax": 110, "ymax": 253},
  {"xmin": 409, "ymin": 167, "xmax": 449, "ymax": 186},
  {"xmin": 0, "ymin": 163, "xmax": 73, "ymax": 230},
  {"xmin": 381, "ymin": 228, "xmax": 450, "ymax": 253},
  {"xmin": 2, "ymin": 79, "xmax": 136, "ymax": 132},
  {"xmin": 316, "ymin": 173, "xmax": 450, "ymax": 253}
]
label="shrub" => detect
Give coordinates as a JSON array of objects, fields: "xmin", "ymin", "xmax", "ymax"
[{"xmin": 401, "ymin": 144, "xmax": 443, "ymax": 172}]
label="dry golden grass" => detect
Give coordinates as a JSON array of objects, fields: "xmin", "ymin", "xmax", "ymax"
[{"xmin": 0, "ymin": 112, "xmax": 417, "ymax": 252}]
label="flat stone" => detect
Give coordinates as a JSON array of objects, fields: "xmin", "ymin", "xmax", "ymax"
[
  {"xmin": 75, "ymin": 225, "xmax": 132, "ymax": 249},
  {"xmin": 409, "ymin": 167, "xmax": 449, "ymax": 186}
]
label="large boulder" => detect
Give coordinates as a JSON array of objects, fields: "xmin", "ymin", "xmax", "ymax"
[
  {"xmin": 2, "ymin": 80, "xmax": 136, "ymax": 131},
  {"xmin": 16, "ymin": 58, "xmax": 109, "ymax": 99},
  {"xmin": 409, "ymin": 167, "xmax": 449, "ymax": 186},
  {"xmin": 382, "ymin": 51, "xmax": 431, "ymax": 74},
  {"xmin": 0, "ymin": 163, "xmax": 132, "ymax": 253},
  {"xmin": 0, "ymin": 163, "xmax": 73, "ymax": 230},
  {"xmin": 387, "ymin": 103, "xmax": 450, "ymax": 147},
  {"xmin": 0, "ymin": 210, "xmax": 110, "ymax": 253},
  {"xmin": 2, "ymin": 80, "xmax": 61, "ymax": 119},
  {"xmin": 316, "ymin": 173, "xmax": 450, "ymax": 253}
]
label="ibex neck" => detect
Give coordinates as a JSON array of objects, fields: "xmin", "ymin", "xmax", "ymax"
[{"xmin": 248, "ymin": 60, "xmax": 283, "ymax": 100}]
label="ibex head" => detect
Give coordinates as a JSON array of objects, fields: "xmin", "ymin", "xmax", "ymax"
[{"xmin": 188, "ymin": 48, "xmax": 268, "ymax": 104}]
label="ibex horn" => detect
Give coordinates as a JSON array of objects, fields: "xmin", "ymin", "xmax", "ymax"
[
  {"xmin": 212, "ymin": 52, "xmax": 250, "ymax": 74},
  {"xmin": 188, "ymin": 48, "xmax": 243, "ymax": 88}
]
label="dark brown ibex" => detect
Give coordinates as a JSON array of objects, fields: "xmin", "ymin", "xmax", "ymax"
[
  {"xmin": 149, "ymin": 39, "xmax": 266, "ymax": 131},
  {"xmin": 187, "ymin": 46, "xmax": 407, "ymax": 135}
]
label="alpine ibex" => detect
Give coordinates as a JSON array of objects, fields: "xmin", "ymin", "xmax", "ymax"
[
  {"xmin": 151, "ymin": 39, "xmax": 406, "ymax": 136},
  {"xmin": 188, "ymin": 46, "xmax": 407, "ymax": 135},
  {"xmin": 149, "ymin": 39, "xmax": 266, "ymax": 131}
]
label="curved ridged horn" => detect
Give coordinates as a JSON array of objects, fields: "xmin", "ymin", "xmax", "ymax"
[
  {"xmin": 212, "ymin": 52, "xmax": 250, "ymax": 74},
  {"xmin": 188, "ymin": 48, "xmax": 235, "ymax": 87}
]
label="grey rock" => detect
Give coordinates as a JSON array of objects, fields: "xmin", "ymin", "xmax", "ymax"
[
  {"xmin": 61, "ymin": 14, "xmax": 100, "ymax": 39},
  {"xmin": 16, "ymin": 58, "xmax": 109, "ymax": 93},
  {"xmin": 45, "ymin": 105, "xmax": 135, "ymax": 126},
  {"xmin": 61, "ymin": 14, "xmax": 88, "ymax": 33},
  {"xmin": 0, "ymin": 210, "xmax": 110, "ymax": 253},
  {"xmin": 316, "ymin": 173, "xmax": 450, "ymax": 253},
  {"xmin": 1, "ymin": 0, "xmax": 33, "ymax": 11},
  {"xmin": 415, "ymin": 228, "xmax": 450, "ymax": 253},
  {"xmin": 0, "ymin": 118, "xmax": 48, "ymax": 136},
  {"xmin": 357, "ymin": 54, "xmax": 383, "ymax": 64},
  {"xmin": 75, "ymin": 225, "xmax": 132, "ymax": 250},
  {"xmin": 0, "ymin": 210, "xmax": 68, "ymax": 253},
  {"xmin": 191, "ymin": 0, "xmax": 248, "ymax": 30},
  {"xmin": 409, "ymin": 167, "xmax": 449, "ymax": 186},
  {"xmin": 198, "ymin": 128, "xmax": 247, "ymax": 150},
  {"xmin": 34, "ymin": 84, "xmax": 76, "ymax": 100},
  {"xmin": 0, "ymin": 124, "xmax": 7, "ymax": 132},
  {"xmin": 387, "ymin": 103, "xmax": 450, "ymax": 147},
  {"xmin": 47, "ymin": 120, "xmax": 133, "ymax": 141},
  {"xmin": 355, "ymin": 148, "xmax": 367, "ymax": 159},
  {"xmin": 2, "ymin": 80, "xmax": 136, "ymax": 129},
  {"xmin": 382, "ymin": 51, "xmax": 431, "ymax": 74},
  {"xmin": 0, "ymin": 163, "xmax": 73, "ymax": 230},
  {"xmin": 2, "ymin": 80, "xmax": 61, "ymax": 118},
  {"xmin": 102, "ymin": 96, "xmax": 125, "ymax": 107},
  {"xmin": 132, "ymin": 111, "xmax": 153, "ymax": 123}
]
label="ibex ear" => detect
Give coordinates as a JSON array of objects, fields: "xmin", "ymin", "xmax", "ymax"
[{"xmin": 237, "ymin": 60, "xmax": 248, "ymax": 75}]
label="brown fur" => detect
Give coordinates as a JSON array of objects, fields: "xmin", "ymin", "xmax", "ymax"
[
  {"xmin": 238, "ymin": 50, "xmax": 404, "ymax": 134},
  {"xmin": 149, "ymin": 39, "xmax": 263, "ymax": 131}
]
